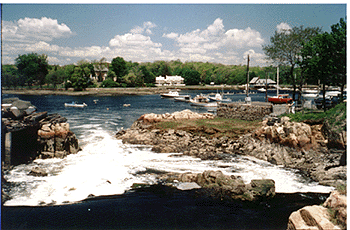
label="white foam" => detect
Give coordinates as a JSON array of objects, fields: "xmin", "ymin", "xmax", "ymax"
[{"xmin": 4, "ymin": 130, "xmax": 333, "ymax": 206}]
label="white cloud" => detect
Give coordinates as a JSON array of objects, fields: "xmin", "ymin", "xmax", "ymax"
[
  {"xmin": 130, "ymin": 21, "xmax": 156, "ymax": 35},
  {"xmin": 109, "ymin": 33, "xmax": 162, "ymax": 48},
  {"xmin": 163, "ymin": 32, "xmax": 178, "ymax": 39},
  {"xmin": 224, "ymin": 27, "xmax": 264, "ymax": 48},
  {"xmin": 276, "ymin": 22, "xmax": 292, "ymax": 34},
  {"xmin": 3, "ymin": 17, "xmax": 73, "ymax": 43}
]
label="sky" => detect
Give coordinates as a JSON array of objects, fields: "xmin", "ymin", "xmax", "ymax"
[{"xmin": 1, "ymin": 3, "xmax": 347, "ymax": 67}]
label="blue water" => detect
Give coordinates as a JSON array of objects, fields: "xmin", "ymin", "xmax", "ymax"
[{"xmin": 1, "ymin": 90, "xmax": 330, "ymax": 230}]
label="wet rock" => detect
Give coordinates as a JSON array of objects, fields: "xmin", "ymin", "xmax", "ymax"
[
  {"xmin": 28, "ymin": 166, "xmax": 48, "ymax": 177},
  {"xmin": 173, "ymin": 170, "xmax": 275, "ymax": 202}
]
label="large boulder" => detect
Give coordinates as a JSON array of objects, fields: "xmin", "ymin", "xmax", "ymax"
[
  {"xmin": 287, "ymin": 190, "xmax": 346, "ymax": 230},
  {"xmin": 175, "ymin": 170, "xmax": 275, "ymax": 202}
]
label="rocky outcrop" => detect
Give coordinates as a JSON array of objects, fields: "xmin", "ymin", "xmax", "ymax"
[
  {"xmin": 2, "ymin": 99, "xmax": 80, "ymax": 166},
  {"xmin": 137, "ymin": 109, "xmax": 215, "ymax": 125},
  {"xmin": 287, "ymin": 191, "xmax": 346, "ymax": 230},
  {"xmin": 116, "ymin": 111, "xmax": 346, "ymax": 188},
  {"xmin": 158, "ymin": 170, "xmax": 275, "ymax": 202},
  {"xmin": 37, "ymin": 114, "xmax": 80, "ymax": 159}
]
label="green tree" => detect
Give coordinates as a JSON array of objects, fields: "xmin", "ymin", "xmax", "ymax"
[
  {"xmin": 46, "ymin": 67, "xmax": 66, "ymax": 88},
  {"xmin": 110, "ymin": 57, "xmax": 128, "ymax": 83},
  {"xmin": 65, "ymin": 61, "xmax": 93, "ymax": 91},
  {"xmin": 15, "ymin": 52, "xmax": 50, "ymax": 87},
  {"xmin": 1, "ymin": 65, "xmax": 22, "ymax": 88},
  {"xmin": 182, "ymin": 68, "xmax": 201, "ymax": 85},
  {"xmin": 300, "ymin": 18, "xmax": 347, "ymax": 109},
  {"xmin": 140, "ymin": 65, "xmax": 155, "ymax": 84},
  {"xmin": 263, "ymin": 26, "xmax": 321, "ymax": 100}
]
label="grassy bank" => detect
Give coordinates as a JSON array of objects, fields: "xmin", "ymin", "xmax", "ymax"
[
  {"xmin": 150, "ymin": 117, "xmax": 261, "ymax": 139},
  {"xmin": 286, "ymin": 102, "xmax": 347, "ymax": 132}
]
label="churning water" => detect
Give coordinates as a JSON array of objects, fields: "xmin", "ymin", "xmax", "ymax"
[{"xmin": 2, "ymin": 91, "xmax": 332, "ymax": 207}]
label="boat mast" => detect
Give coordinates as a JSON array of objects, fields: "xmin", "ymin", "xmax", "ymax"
[
  {"xmin": 246, "ymin": 54, "xmax": 250, "ymax": 97},
  {"xmin": 276, "ymin": 65, "xmax": 279, "ymax": 96}
]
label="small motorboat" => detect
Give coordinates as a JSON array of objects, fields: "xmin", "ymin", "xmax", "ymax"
[
  {"xmin": 174, "ymin": 95, "xmax": 191, "ymax": 102},
  {"xmin": 267, "ymin": 94, "xmax": 293, "ymax": 104},
  {"xmin": 64, "ymin": 102, "xmax": 87, "ymax": 108},
  {"xmin": 190, "ymin": 94, "xmax": 217, "ymax": 107},
  {"xmin": 160, "ymin": 90, "xmax": 180, "ymax": 98},
  {"xmin": 257, "ymin": 88, "xmax": 266, "ymax": 92}
]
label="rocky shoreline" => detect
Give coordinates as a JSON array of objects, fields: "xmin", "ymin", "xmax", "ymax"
[
  {"xmin": 116, "ymin": 110, "xmax": 346, "ymax": 189},
  {"xmin": 115, "ymin": 109, "xmax": 347, "ymax": 229}
]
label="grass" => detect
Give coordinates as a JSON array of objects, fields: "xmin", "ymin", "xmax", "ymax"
[
  {"xmin": 151, "ymin": 117, "xmax": 261, "ymax": 138},
  {"xmin": 285, "ymin": 102, "xmax": 347, "ymax": 132}
]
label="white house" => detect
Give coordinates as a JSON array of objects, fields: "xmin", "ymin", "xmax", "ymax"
[{"xmin": 155, "ymin": 75, "xmax": 185, "ymax": 86}]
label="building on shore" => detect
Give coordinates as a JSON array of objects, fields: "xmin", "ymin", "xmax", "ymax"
[
  {"xmin": 249, "ymin": 77, "xmax": 276, "ymax": 88},
  {"xmin": 155, "ymin": 75, "xmax": 185, "ymax": 86}
]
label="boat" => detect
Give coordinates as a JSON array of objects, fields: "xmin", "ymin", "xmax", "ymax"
[
  {"xmin": 190, "ymin": 94, "xmax": 217, "ymax": 107},
  {"xmin": 267, "ymin": 94, "xmax": 293, "ymax": 104},
  {"xmin": 174, "ymin": 95, "xmax": 191, "ymax": 102},
  {"xmin": 160, "ymin": 90, "xmax": 180, "ymax": 98},
  {"xmin": 257, "ymin": 88, "xmax": 266, "ymax": 92},
  {"xmin": 301, "ymin": 89, "xmax": 319, "ymax": 100},
  {"xmin": 64, "ymin": 102, "xmax": 87, "ymax": 108}
]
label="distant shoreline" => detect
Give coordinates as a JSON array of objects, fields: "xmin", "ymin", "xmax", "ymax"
[{"xmin": 2, "ymin": 85, "xmax": 243, "ymax": 96}]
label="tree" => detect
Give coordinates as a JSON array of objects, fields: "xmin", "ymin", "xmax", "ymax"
[
  {"xmin": 329, "ymin": 18, "xmax": 346, "ymax": 101},
  {"xmin": 64, "ymin": 61, "xmax": 93, "ymax": 91},
  {"xmin": 182, "ymin": 68, "xmax": 201, "ymax": 85},
  {"xmin": 1, "ymin": 65, "xmax": 22, "ymax": 88},
  {"xmin": 263, "ymin": 26, "xmax": 321, "ymax": 100},
  {"xmin": 300, "ymin": 18, "xmax": 347, "ymax": 110},
  {"xmin": 15, "ymin": 53, "xmax": 49, "ymax": 87},
  {"xmin": 46, "ymin": 67, "xmax": 66, "ymax": 88},
  {"xmin": 110, "ymin": 57, "xmax": 128, "ymax": 83}
]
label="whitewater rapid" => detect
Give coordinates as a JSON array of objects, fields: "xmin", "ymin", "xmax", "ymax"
[{"xmin": 4, "ymin": 128, "xmax": 334, "ymax": 206}]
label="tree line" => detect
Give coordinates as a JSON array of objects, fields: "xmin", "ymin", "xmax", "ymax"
[{"xmin": 2, "ymin": 18, "xmax": 346, "ymax": 102}]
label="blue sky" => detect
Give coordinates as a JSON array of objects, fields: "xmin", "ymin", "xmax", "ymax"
[{"xmin": 1, "ymin": 4, "xmax": 347, "ymax": 66}]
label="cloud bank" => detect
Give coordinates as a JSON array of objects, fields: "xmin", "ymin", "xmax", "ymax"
[{"xmin": 3, "ymin": 17, "xmax": 271, "ymax": 66}]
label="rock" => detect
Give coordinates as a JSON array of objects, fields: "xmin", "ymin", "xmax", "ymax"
[
  {"xmin": 174, "ymin": 170, "xmax": 275, "ymax": 202},
  {"xmin": 28, "ymin": 166, "xmax": 48, "ymax": 177},
  {"xmin": 323, "ymin": 191, "xmax": 347, "ymax": 228},
  {"xmin": 287, "ymin": 205, "xmax": 341, "ymax": 230},
  {"xmin": 176, "ymin": 182, "xmax": 201, "ymax": 190}
]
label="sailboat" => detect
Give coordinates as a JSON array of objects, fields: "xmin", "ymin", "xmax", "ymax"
[{"xmin": 267, "ymin": 66, "xmax": 292, "ymax": 104}]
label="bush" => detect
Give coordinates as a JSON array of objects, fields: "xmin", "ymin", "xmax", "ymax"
[{"xmin": 101, "ymin": 79, "xmax": 119, "ymax": 88}]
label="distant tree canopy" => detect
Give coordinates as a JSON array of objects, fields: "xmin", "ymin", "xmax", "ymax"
[{"xmin": 15, "ymin": 52, "xmax": 50, "ymax": 87}]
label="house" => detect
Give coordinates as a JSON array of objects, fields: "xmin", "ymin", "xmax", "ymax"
[
  {"xmin": 155, "ymin": 75, "xmax": 185, "ymax": 86},
  {"xmin": 249, "ymin": 77, "xmax": 276, "ymax": 88},
  {"xmin": 93, "ymin": 66, "xmax": 109, "ymax": 81}
]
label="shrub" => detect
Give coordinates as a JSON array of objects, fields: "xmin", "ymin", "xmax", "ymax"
[{"xmin": 101, "ymin": 78, "xmax": 119, "ymax": 88}]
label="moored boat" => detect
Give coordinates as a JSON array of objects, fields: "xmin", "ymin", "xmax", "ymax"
[
  {"xmin": 160, "ymin": 90, "xmax": 180, "ymax": 98},
  {"xmin": 64, "ymin": 102, "xmax": 87, "ymax": 108},
  {"xmin": 174, "ymin": 95, "xmax": 191, "ymax": 102},
  {"xmin": 267, "ymin": 94, "xmax": 293, "ymax": 104}
]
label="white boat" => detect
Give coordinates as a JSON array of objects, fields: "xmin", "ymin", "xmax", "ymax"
[
  {"xmin": 325, "ymin": 91, "xmax": 341, "ymax": 97},
  {"xmin": 64, "ymin": 102, "xmax": 87, "ymax": 108},
  {"xmin": 160, "ymin": 90, "xmax": 180, "ymax": 98},
  {"xmin": 190, "ymin": 94, "xmax": 217, "ymax": 107},
  {"xmin": 257, "ymin": 88, "xmax": 266, "ymax": 92},
  {"xmin": 301, "ymin": 89, "xmax": 320, "ymax": 100},
  {"xmin": 174, "ymin": 95, "xmax": 191, "ymax": 102},
  {"xmin": 208, "ymin": 91, "xmax": 231, "ymax": 102}
]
